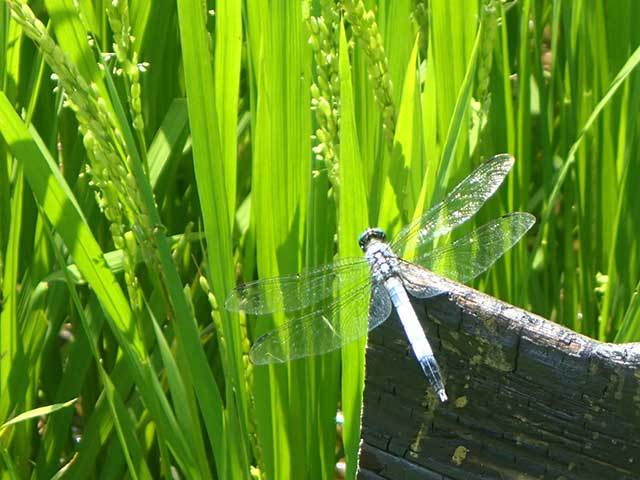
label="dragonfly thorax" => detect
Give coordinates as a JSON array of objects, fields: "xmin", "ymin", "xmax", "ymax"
[{"xmin": 363, "ymin": 240, "xmax": 400, "ymax": 283}]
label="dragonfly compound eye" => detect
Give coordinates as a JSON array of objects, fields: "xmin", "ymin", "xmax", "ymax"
[{"xmin": 358, "ymin": 228, "xmax": 387, "ymax": 250}]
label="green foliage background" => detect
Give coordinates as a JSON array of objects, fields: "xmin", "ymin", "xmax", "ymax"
[{"xmin": 0, "ymin": 0, "xmax": 639, "ymax": 478}]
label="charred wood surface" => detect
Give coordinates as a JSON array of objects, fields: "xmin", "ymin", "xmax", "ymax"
[{"xmin": 357, "ymin": 271, "xmax": 640, "ymax": 480}]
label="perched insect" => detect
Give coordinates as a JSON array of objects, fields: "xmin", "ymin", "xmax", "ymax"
[{"xmin": 226, "ymin": 154, "xmax": 535, "ymax": 402}]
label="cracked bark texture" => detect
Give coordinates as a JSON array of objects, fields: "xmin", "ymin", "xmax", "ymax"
[{"xmin": 357, "ymin": 271, "xmax": 640, "ymax": 480}]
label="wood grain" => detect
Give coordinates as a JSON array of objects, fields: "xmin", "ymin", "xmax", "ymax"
[{"xmin": 358, "ymin": 271, "xmax": 640, "ymax": 480}]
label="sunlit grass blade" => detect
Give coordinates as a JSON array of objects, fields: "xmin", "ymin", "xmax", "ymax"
[
  {"xmin": 44, "ymin": 0, "xmax": 110, "ymax": 100},
  {"xmin": 413, "ymin": 20, "xmax": 483, "ymax": 246},
  {"xmin": 177, "ymin": 0, "xmax": 250, "ymax": 476},
  {"xmin": 147, "ymin": 99, "xmax": 189, "ymax": 188},
  {"xmin": 338, "ymin": 20, "xmax": 370, "ymax": 479},
  {"xmin": 0, "ymin": 399, "xmax": 76, "ymax": 435},
  {"xmin": 615, "ymin": 280, "xmax": 640, "ymax": 343},
  {"xmin": 429, "ymin": 21, "xmax": 482, "ymax": 205},
  {"xmin": 245, "ymin": 0, "xmax": 316, "ymax": 477},
  {"xmin": 378, "ymin": 37, "xmax": 422, "ymax": 237}
]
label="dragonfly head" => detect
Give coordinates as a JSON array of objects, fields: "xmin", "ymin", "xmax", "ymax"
[{"xmin": 358, "ymin": 228, "xmax": 386, "ymax": 251}]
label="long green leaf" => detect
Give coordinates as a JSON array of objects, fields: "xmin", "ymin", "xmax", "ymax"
[
  {"xmin": 0, "ymin": 399, "xmax": 76, "ymax": 434},
  {"xmin": 339, "ymin": 21, "xmax": 369, "ymax": 480},
  {"xmin": 176, "ymin": 0, "xmax": 248, "ymax": 477}
]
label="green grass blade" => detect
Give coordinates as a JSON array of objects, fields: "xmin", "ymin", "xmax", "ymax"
[
  {"xmin": 0, "ymin": 95, "xmax": 199, "ymax": 474},
  {"xmin": 614, "ymin": 280, "xmax": 640, "ymax": 343},
  {"xmin": 537, "ymin": 43, "xmax": 640, "ymax": 239},
  {"xmin": 176, "ymin": 0, "xmax": 249, "ymax": 476},
  {"xmin": 44, "ymin": 0, "xmax": 109, "ymax": 100},
  {"xmin": 147, "ymin": 99, "xmax": 189, "ymax": 188},
  {"xmin": 246, "ymin": 1, "xmax": 314, "ymax": 478},
  {"xmin": 0, "ymin": 399, "xmax": 76, "ymax": 434},
  {"xmin": 378, "ymin": 37, "xmax": 422, "ymax": 238},
  {"xmin": 338, "ymin": 21, "xmax": 370, "ymax": 480},
  {"xmin": 429, "ymin": 21, "xmax": 482, "ymax": 205},
  {"xmin": 214, "ymin": 0, "xmax": 242, "ymax": 224},
  {"xmin": 0, "ymin": 163, "xmax": 23, "ymax": 422},
  {"xmin": 148, "ymin": 302, "xmax": 210, "ymax": 475}
]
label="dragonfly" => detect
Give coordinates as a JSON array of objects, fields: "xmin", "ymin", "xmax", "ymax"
[{"xmin": 226, "ymin": 154, "xmax": 535, "ymax": 402}]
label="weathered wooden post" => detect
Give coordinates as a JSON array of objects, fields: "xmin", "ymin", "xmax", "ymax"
[{"xmin": 358, "ymin": 271, "xmax": 640, "ymax": 479}]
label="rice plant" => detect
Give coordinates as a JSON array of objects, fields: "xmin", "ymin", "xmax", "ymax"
[{"xmin": 0, "ymin": 0, "xmax": 638, "ymax": 478}]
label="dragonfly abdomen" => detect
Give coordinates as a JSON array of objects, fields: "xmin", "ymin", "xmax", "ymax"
[{"xmin": 384, "ymin": 276, "xmax": 448, "ymax": 402}]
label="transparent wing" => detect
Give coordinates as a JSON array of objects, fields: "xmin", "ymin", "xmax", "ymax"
[
  {"xmin": 399, "ymin": 212, "xmax": 535, "ymax": 298},
  {"xmin": 225, "ymin": 257, "xmax": 369, "ymax": 314},
  {"xmin": 390, "ymin": 154, "xmax": 515, "ymax": 258},
  {"xmin": 249, "ymin": 282, "xmax": 392, "ymax": 364}
]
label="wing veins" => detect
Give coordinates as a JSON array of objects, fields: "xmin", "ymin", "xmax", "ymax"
[
  {"xmin": 410, "ymin": 212, "xmax": 535, "ymax": 283},
  {"xmin": 226, "ymin": 257, "xmax": 368, "ymax": 314},
  {"xmin": 249, "ymin": 280, "xmax": 373, "ymax": 364},
  {"xmin": 391, "ymin": 154, "xmax": 515, "ymax": 255}
]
